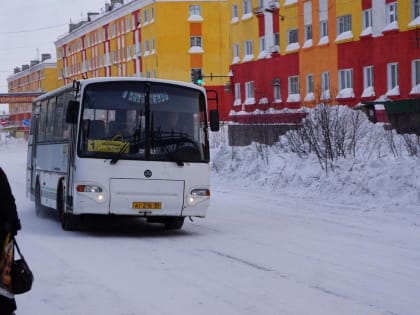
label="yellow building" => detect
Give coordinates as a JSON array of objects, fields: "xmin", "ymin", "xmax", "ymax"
[
  {"xmin": 5, "ymin": 55, "xmax": 59, "ymax": 138},
  {"xmin": 55, "ymin": 0, "xmax": 231, "ymax": 117}
]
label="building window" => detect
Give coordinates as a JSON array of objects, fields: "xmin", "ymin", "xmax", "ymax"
[
  {"xmin": 233, "ymin": 43, "xmax": 240, "ymax": 63},
  {"xmin": 288, "ymin": 76, "xmax": 300, "ymax": 95},
  {"xmin": 387, "ymin": 2, "xmax": 398, "ymax": 24},
  {"xmin": 413, "ymin": 0, "xmax": 420, "ymax": 19},
  {"xmin": 244, "ymin": 40, "xmax": 253, "ymax": 55},
  {"xmin": 321, "ymin": 72, "xmax": 330, "ymax": 92},
  {"xmin": 234, "ymin": 83, "xmax": 241, "ymax": 105},
  {"xmin": 150, "ymin": 7, "xmax": 154, "ymax": 21},
  {"xmin": 412, "ymin": 60, "xmax": 420, "ymax": 87},
  {"xmin": 306, "ymin": 74, "xmax": 314, "ymax": 94},
  {"xmin": 362, "ymin": 9, "xmax": 372, "ymax": 29},
  {"xmin": 339, "ymin": 69, "xmax": 353, "ymax": 90},
  {"xmin": 190, "ymin": 36, "xmax": 202, "ymax": 47},
  {"xmin": 233, "ymin": 43, "xmax": 240, "ymax": 58},
  {"xmin": 305, "ymin": 24, "xmax": 313, "ymax": 41},
  {"xmin": 245, "ymin": 81, "xmax": 255, "ymax": 99},
  {"xmin": 274, "ymin": 32, "xmax": 280, "ymax": 46},
  {"xmin": 288, "ymin": 29, "xmax": 298, "ymax": 44},
  {"xmin": 243, "ymin": 0, "xmax": 252, "ymax": 15},
  {"xmin": 259, "ymin": 36, "xmax": 266, "ymax": 52},
  {"xmin": 137, "ymin": 12, "xmax": 142, "ymax": 26},
  {"xmin": 321, "ymin": 71, "xmax": 330, "ymax": 99},
  {"xmin": 189, "ymin": 4, "xmax": 201, "ymax": 16},
  {"xmin": 274, "ymin": 84, "xmax": 281, "ymax": 101},
  {"xmin": 337, "ymin": 15, "xmax": 352, "ymax": 34},
  {"xmin": 232, "ymin": 4, "xmax": 239, "ymax": 19},
  {"xmin": 126, "ymin": 16, "xmax": 131, "ymax": 32},
  {"xmin": 320, "ymin": 20, "xmax": 328, "ymax": 37},
  {"xmin": 363, "ymin": 66, "xmax": 374, "ymax": 89},
  {"xmin": 143, "ymin": 10, "xmax": 149, "ymax": 24},
  {"xmin": 387, "ymin": 63, "xmax": 399, "ymax": 90}
]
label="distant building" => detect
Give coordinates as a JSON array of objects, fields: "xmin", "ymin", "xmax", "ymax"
[{"xmin": 5, "ymin": 54, "xmax": 58, "ymax": 138}]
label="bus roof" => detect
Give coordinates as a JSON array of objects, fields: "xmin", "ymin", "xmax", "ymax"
[{"xmin": 33, "ymin": 77, "xmax": 206, "ymax": 103}]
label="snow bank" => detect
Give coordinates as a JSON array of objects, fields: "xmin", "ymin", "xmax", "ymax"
[{"xmin": 210, "ymin": 107, "xmax": 420, "ymax": 209}]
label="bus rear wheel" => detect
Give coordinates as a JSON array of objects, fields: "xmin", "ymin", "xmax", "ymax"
[{"xmin": 35, "ymin": 180, "xmax": 47, "ymax": 217}]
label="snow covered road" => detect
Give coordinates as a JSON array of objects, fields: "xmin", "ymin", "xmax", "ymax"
[{"xmin": 1, "ymin": 140, "xmax": 419, "ymax": 315}]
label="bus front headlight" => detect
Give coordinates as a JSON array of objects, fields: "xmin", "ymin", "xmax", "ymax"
[
  {"xmin": 76, "ymin": 184, "xmax": 105, "ymax": 203},
  {"xmin": 187, "ymin": 188, "xmax": 210, "ymax": 206}
]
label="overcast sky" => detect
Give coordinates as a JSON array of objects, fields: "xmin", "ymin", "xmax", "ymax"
[{"xmin": 0, "ymin": 0, "xmax": 108, "ymax": 107}]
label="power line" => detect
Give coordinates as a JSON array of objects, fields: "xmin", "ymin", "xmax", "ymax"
[{"xmin": 0, "ymin": 23, "xmax": 67, "ymax": 35}]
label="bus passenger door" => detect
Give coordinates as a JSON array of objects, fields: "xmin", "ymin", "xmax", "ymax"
[{"xmin": 26, "ymin": 114, "xmax": 38, "ymax": 200}]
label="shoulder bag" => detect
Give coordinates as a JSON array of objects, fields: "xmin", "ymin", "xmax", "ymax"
[{"xmin": 12, "ymin": 237, "xmax": 34, "ymax": 294}]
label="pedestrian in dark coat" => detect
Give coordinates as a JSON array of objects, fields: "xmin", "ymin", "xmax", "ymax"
[{"xmin": 0, "ymin": 167, "xmax": 21, "ymax": 315}]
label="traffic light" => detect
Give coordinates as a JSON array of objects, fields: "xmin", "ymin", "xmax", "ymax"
[{"xmin": 191, "ymin": 68, "xmax": 203, "ymax": 85}]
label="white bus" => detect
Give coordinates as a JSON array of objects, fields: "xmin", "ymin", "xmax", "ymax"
[{"xmin": 26, "ymin": 77, "xmax": 219, "ymax": 230}]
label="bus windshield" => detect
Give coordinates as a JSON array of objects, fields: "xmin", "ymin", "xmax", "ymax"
[{"xmin": 78, "ymin": 81, "xmax": 209, "ymax": 164}]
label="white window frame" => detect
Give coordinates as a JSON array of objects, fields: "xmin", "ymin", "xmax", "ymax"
[
  {"xmin": 288, "ymin": 76, "xmax": 300, "ymax": 95},
  {"xmin": 273, "ymin": 84, "xmax": 281, "ymax": 102},
  {"xmin": 413, "ymin": 0, "xmax": 420, "ymax": 19},
  {"xmin": 288, "ymin": 29, "xmax": 298, "ymax": 44},
  {"xmin": 306, "ymin": 74, "xmax": 314, "ymax": 94},
  {"xmin": 259, "ymin": 36, "xmax": 266, "ymax": 52},
  {"xmin": 232, "ymin": 4, "xmax": 239, "ymax": 19},
  {"xmin": 387, "ymin": 2, "xmax": 398, "ymax": 24},
  {"xmin": 363, "ymin": 65, "xmax": 374, "ymax": 89},
  {"xmin": 387, "ymin": 62, "xmax": 399, "ymax": 90},
  {"xmin": 362, "ymin": 9, "xmax": 372, "ymax": 29},
  {"xmin": 320, "ymin": 20, "xmax": 328, "ymax": 37},
  {"xmin": 339, "ymin": 68, "xmax": 353, "ymax": 90},
  {"xmin": 243, "ymin": 0, "xmax": 252, "ymax": 15},
  {"xmin": 245, "ymin": 81, "xmax": 255, "ymax": 100},
  {"xmin": 234, "ymin": 83, "xmax": 241, "ymax": 105},
  {"xmin": 233, "ymin": 43, "xmax": 240, "ymax": 58},
  {"xmin": 144, "ymin": 40, "xmax": 150, "ymax": 54},
  {"xmin": 150, "ymin": 7, "xmax": 154, "ymax": 21},
  {"xmin": 244, "ymin": 40, "xmax": 253, "ymax": 55},
  {"xmin": 274, "ymin": 32, "xmax": 280, "ymax": 46},
  {"xmin": 190, "ymin": 36, "xmax": 202, "ymax": 47},
  {"xmin": 189, "ymin": 4, "xmax": 201, "ymax": 16},
  {"xmin": 321, "ymin": 72, "xmax": 330, "ymax": 92},
  {"xmin": 337, "ymin": 15, "xmax": 352, "ymax": 34},
  {"xmin": 305, "ymin": 24, "xmax": 313, "ymax": 41},
  {"xmin": 412, "ymin": 59, "xmax": 420, "ymax": 87}
]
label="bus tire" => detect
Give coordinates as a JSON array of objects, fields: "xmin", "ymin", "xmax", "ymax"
[
  {"xmin": 164, "ymin": 217, "xmax": 185, "ymax": 230},
  {"xmin": 35, "ymin": 179, "xmax": 46, "ymax": 217},
  {"xmin": 57, "ymin": 181, "xmax": 79, "ymax": 231}
]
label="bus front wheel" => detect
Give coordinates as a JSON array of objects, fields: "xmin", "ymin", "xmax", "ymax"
[
  {"xmin": 57, "ymin": 181, "xmax": 79, "ymax": 231},
  {"xmin": 164, "ymin": 217, "xmax": 185, "ymax": 230}
]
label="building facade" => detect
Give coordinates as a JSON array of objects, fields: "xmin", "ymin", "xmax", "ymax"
[
  {"xmin": 6, "ymin": 0, "xmax": 418, "ymax": 141},
  {"xmin": 227, "ymin": 0, "xmax": 420, "ymax": 128},
  {"xmin": 55, "ymin": 0, "xmax": 232, "ymax": 120},
  {"xmin": 5, "ymin": 55, "xmax": 58, "ymax": 137}
]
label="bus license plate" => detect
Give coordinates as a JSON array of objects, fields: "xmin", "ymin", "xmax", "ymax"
[{"xmin": 132, "ymin": 201, "xmax": 161, "ymax": 210}]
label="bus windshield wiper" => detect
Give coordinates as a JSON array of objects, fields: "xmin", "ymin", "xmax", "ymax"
[{"xmin": 110, "ymin": 141, "xmax": 129, "ymax": 165}]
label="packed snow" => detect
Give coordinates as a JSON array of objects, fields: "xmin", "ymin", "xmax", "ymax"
[{"xmin": 0, "ymin": 108, "xmax": 420, "ymax": 314}]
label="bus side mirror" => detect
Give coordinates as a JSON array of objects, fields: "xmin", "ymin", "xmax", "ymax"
[
  {"xmin": 66, "ymin": 100, "xmax": 79, "ymax": 124},
  {"xmin": 209, "ymin": 109, "xmax": 220, "ymax": 132}
]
